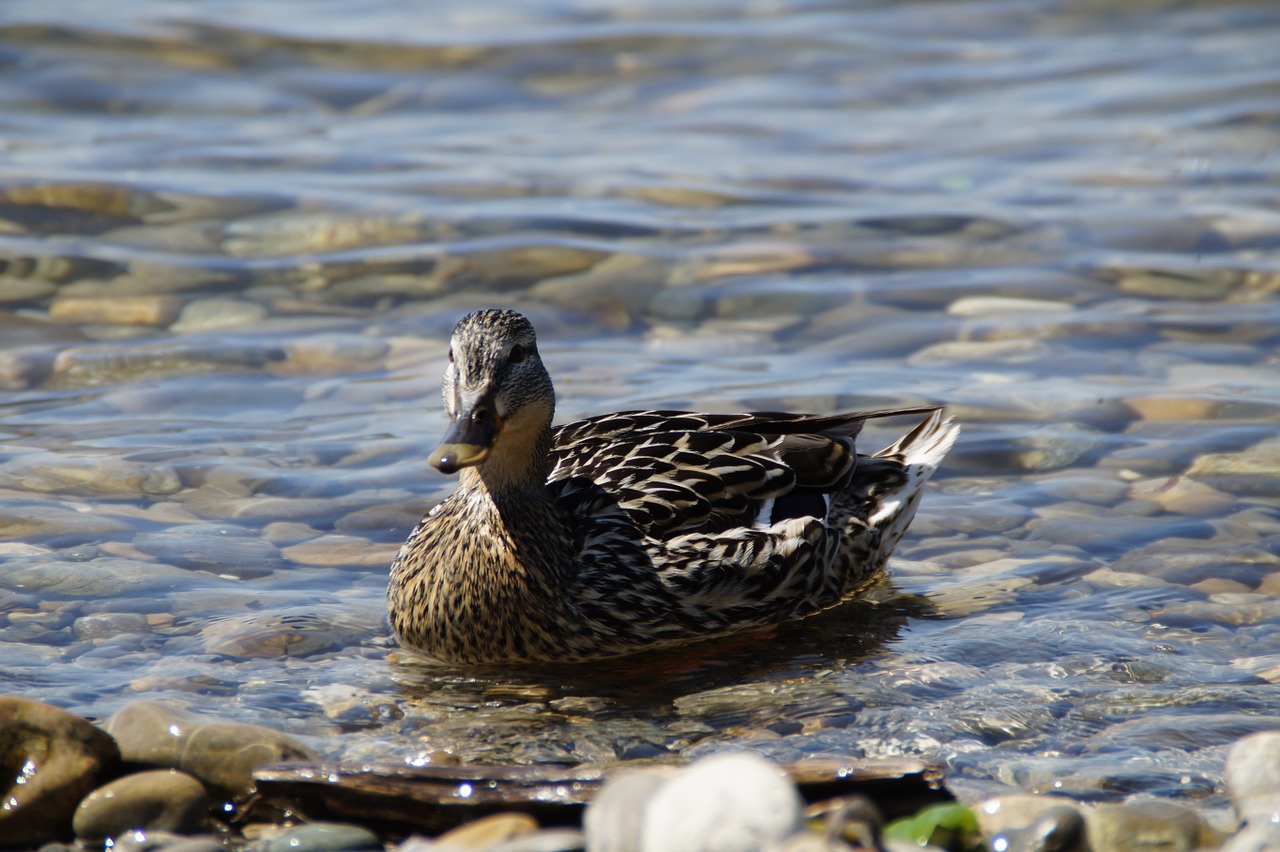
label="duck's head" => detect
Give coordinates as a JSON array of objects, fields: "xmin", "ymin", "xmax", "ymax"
[{"xmin": 431, "ymin": 309, "xmax": 555, "ymax": 476}]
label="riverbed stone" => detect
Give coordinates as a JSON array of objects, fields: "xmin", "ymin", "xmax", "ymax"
[
  {"xmin": 1, "ymin": 453, "xmax": 181, "ymax": 497},
  {"xmin": 1226, "ymin": 731, "xmax": 1280, "ymax": 828},
  {"xmin": 253, "ymin": 822, "xmax": 381, "ymax": 852},
  {"xmin": 0, "ymin": 557, "xmax": 192, "ymax": 598},
  {"xmin": 111, "ymin": 832, "xmax": 226, "ymax": 852},
  {"xmin": 432, "ymin": 812, "xmax": 539, "ymax": 849},
  {"xmin": 280, "ymin": 534, "xmax": 400, "ymax": 568},
  {"xmin": 73, "ymin": 769, "xmax": 209, "ymax": 842},
  {"xmin": 0, "ymin": 504, "xmax": 134, "ymax": 544},
  {"xmin": 132, "ymin": 523, "xmax": 282, "ymax": 578},
  {"xmin": 0, "ymin": 344, "xmax": 56, "ymax": 389},
  {"xmin": 489, "ymin": 829, "xmax": 586, "ymax": 852},
  {"xmin": 1188, "ymin": 436, "xmax": 1280, "ymax": 497},
  {"xmin": 103, "ymin": 701, "xmax": 315, "ymax": 799},
  {"xmin": 984, "ymin": 804, "xmax": 1085, "ymax": 852},
  {"xmin": 170, "ymin": 297, "xmax": 268, "ymax": 333},
  {"xmin": 584, "ymin": 768, "xmax": 671, "ymax": 852},
  {"xmin": 1220, "ymin": 824, "xmax": 1280, "ymax": 852},
  {"xmin": 0, "ymin": 696, "xmax": 121, "ymax": 847},
  {"xmin": 50, "ymin": 295, "xmax": 183, "ymax": 327},
  {"xmin": 1084, "ymin": 800, "xmax": 1219, "ymax": 852},
  {"xmin": 1127, "ymin": 475, "xmax": 1237, "ymax": 517},
  {"xmin": 640, "ymin": 752, "xmax": 803, "ymax": 852}
]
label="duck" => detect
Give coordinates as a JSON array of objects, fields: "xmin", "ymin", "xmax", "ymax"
[{"xmin": 388, "ymin": 308, "xmax": 958, "ymax": 664}]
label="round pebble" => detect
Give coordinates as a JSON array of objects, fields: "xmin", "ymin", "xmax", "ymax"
[
  {"xmin": 640, "ymin": 752, "xmax": 803, "ymax": 852},
  {"xmin": 104, "ymin": 701, "xmax": 315, "ymax": 798},
  {"xmin": 73, "ymin": 769, "xmax": 209, "ymax": 842}
]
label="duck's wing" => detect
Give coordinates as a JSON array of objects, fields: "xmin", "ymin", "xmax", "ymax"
[{"xmin": 548, "ymin": 406, "xmax": 942, "ymax": 539}]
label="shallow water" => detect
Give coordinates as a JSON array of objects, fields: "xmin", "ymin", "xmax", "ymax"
[{"xmin": 2, "ymin": 0, "xmax": 1279, "ymax": 828}]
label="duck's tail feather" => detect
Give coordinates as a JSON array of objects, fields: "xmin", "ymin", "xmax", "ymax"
[{"xmin": 865, "ymin": 407, "xmax": 958, "ymax": 545}]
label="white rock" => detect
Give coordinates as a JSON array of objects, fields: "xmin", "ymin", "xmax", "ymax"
[
  {"xmin": 1227, "ymin": 731, "xmax": 1280, "ymax": 828},
  {"xmin": 640, "ymin": 752, "xmax": 803, "ymax": 852}
]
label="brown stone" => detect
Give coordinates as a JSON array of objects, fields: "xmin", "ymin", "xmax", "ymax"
[
  {"xmin": 49, "ymin": 295, "xmax": 182, "ymax": 327},
  {"xmin": 0, "ymin": 696, "xmax": 121, "ymax": 848}
]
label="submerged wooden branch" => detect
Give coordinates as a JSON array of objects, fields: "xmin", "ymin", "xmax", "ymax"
[{"xmin": 243, "ymin": 757, "xmax": 950, "ymax": 836}]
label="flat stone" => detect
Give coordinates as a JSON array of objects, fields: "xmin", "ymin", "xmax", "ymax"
[
  {"xmin": 72, "ymin": 612, "xmax": 152, "ymax": 641},
  {"xmin": 0, "ymin": 557, "xmax": 192, "ymax": 598},
  {"xmin": 111, "ymin": 832, "xmax": 226, "ymax": 852},
  {"xmin": 1088, "ymin": 713, "xmax": 1280, "ymax": 753},
  {"xmin": 1127, "ymin": 476, "xmax": 1237, "ymax": 517},
  {"xmin": 104, "ymin": 701, "xmax": 315, "ymax": 799},
  {"xmin": 254, "ymin": 822, "xmax": 381, "ymax": 852},
  {"xmin": 908, "ymin": 338, "xmax": 1050, "ymax": 367},
  {"xmin": 228, "ymin": 496, "xmax": 339, "ymax": 524},
  {"xmin": 281, "ymin": 534, "xmax": 400, "ymax": 568},
  {"xmin": 73, "ymin": 769, "xmax": 209, "ymax": 842},
  {"xmin": 641, "ymin": 753, "xmax": 803, "ymax": 852},
  {"xmin": 1188, "ymin": 436, "xmax": 1280, "ymax": 496},
  {"xmin": 1, "ymin": 454, "xmax": 181, "ymax": 497},
  {"xmin": 1152, "ymin": 598, "xmax": 1280, "ymax": 628},
  {"xmin": 531, "ymin": 252, "xmax": 668, "ymax": 317},
  {"xmin": 0, "ymin": 279, "xmax": 58, "ymax": 303},
  {"xmin": 0, "ymin": 696, "xmax": 121, "ymax": 848},
  {"xmin": 271, "ymin": 334, "xmax": 390, "ymax": 374},
  {"xmin": 132, "ymin": 524, "xmax": 282, "ymax": 578},
  {"xmin": 1123, "ymin": 395, "xmax": 1223, "ymax": 422},
  {"xmin": 488, "ymin": 829, "xmax": 586, "ymax": 852},
  {"xmin": 0, "ymin": 503, "xmax": 134, "ymax": 543},
  {"xmin": 1085, "ymin": 800, "xmax": 1219, "ymax": 852},
  {"xmin": 1190, "ymin": 578, "xmax": 1253, "ymax": 596},
  {"xmin": 199, "ymin": 611, "xmax": 372, "ymax": 658},
  {"xmin": 170, "ymin": 297, "xmax": 268, "ymax": 333},
  {"xmin": 1029, "ymin": 510, "xmax": 1213, "ymax": 552},
  {"xmin": 50, "ymin": 295, "xmax": 182, "ymax": 327},
  {"xmin": 432, "ymin": 812, "xmax": 539, "ymax": 850}
]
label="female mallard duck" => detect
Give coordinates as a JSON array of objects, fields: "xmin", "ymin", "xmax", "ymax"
[{"xmin": 388, "ymin": 309, "xmax": 957, "ymax": 664}]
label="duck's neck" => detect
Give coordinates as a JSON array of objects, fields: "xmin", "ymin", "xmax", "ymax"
[
  {"xmin": 458, "ymin": 425, "xmax": 554, "ymax": 500},
  {"xmin": 451, "ymin": 426, "xmax": 572, "ymax": 593}
]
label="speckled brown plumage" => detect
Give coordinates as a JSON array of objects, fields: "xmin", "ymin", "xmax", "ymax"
[{"xmin": 388, "ymin": 309, "xmax": 958, "ymax": 664}]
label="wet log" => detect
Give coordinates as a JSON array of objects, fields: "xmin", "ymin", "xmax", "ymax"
[{"xmin": 243, "ymin": 757, "xmax": 949, "ymax": 836}]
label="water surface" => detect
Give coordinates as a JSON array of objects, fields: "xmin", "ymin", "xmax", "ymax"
[{"xmin": 2, "ymin": 0, "xmax": 1279, "ymax": 826}]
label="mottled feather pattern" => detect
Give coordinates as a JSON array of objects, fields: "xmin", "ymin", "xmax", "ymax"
[{"xmin": 387, "ymin": 309, "xmax": 958, "ymax": 664}]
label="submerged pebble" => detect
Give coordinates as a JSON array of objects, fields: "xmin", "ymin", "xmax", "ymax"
[{"xmin": 104, "ymin": 701, "xmax": 315, "ymax": 799}]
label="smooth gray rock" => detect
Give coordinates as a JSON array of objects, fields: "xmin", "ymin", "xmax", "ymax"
[
  {"xmin": 73, "ymin": 769, "xmax": 208, "ymax": 842},
  {"xmin": 1085, "ymin": 800, "xmax": 1219, "ymax": 852},
  {"xmin": 103, "ymin": 701, "xmax": 314, "ymax": 799},
  {"xmin": 254, "ymin": 822, "xmax": 381, "ymax": 852}
]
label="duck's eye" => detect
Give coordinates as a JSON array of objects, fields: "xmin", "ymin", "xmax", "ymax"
[
  {"xmin": 508, "ymin": 344, "xmax": 527, "ymax": 365},
  {"xmin": 447, "ymin": 348, "xmax": 454, "ymax": 363}
]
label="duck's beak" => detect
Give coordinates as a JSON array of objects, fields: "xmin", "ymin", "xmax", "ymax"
[{"xmin": 431, "ymin": 398, "xmax": 502, "ymax": 474}]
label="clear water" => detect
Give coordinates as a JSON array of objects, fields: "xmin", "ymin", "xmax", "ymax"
[{"xmin": 2, "ymin": 0, "xmax": 1279, "ymax": 825}]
